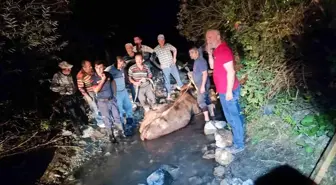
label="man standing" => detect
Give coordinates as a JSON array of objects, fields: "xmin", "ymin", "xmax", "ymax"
[
  {"xmin": 133, "ymin": 36, "xmax": 154, "ymax": 54},
  {"xmin": 77, "ymin": 60, "xmax": 105, "ymax": 128},
  {"xmin": 206, "ymin": 29, "xmax": 245, "ymax": 154},
  {"xmin": 154, "ymin": 34, "xmax": 184, "ymax": 100},
  {"xmin": 188, "ymin": 47, "xmax": 213, "ymax": 123},
  {"xmin": 128, "ymin": 53, "xmax": 156, "ymax": 112},
  {"xmin": 109, "ymin": 56, "xmax": 135, "ymax": 136},
  {"xmin": 50, "ymin": 61, "xmax": 86, "ymax": 135},
  {"xmin": 124, "ymin": 43, "xmax": 137, "ymax": 102},
  {"xmin": 92, "ymin": 60, "xmax": 122, "ymax": 142}
]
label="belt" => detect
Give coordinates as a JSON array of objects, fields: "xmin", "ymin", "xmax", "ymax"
[{"xmin": 97, "ymin": 97, "xmax": 113, "ymax": 101}]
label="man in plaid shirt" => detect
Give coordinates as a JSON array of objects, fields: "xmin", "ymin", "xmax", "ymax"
[{"xmin": 154, "ymin": 34, "xmax": 184, "ymax": 100}]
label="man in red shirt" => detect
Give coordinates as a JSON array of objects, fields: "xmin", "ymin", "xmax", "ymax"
[{"xmin": 206, "ymin": 29, "xmax": 245, "ymax": 154}]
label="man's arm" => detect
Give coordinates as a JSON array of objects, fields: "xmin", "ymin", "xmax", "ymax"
[
  {"xmin": 93, "ymin": 74, "xmax": 106, "ymax": 94},
  {"xmin": 146, "ymin": 66, "xmax": 153, "ymax": 79},
  {"xmin": 50, "ymin": 73, "xmax": 61, "ymax": 93},
  {"xmin": 201, "ymin": 71, "xmax": 208, "ymax": 89},
  {"xmin": 143, "ymin": 45, "xmax": 154, "ymax": 53},
  {"xmin": 167, "ymin": 43, "xmax": 177, "ymax": 61},
  {"xmin": 76, "ymin": 73, "xmax": 88, "ymax": 96},
  {"xmin": 207, "ymin": 46, "xmax": 214, "ymax": 69},
  {"xmin": 224, "ymin": 61, "xmax": 235, "ymax": 94},
  {"xmin": 128, "ymin": 67, "xmax": 139, "ymax": 85},
  {"xmin": 111, "ymin": 79, "xmax": 117, "ymax": 96}
]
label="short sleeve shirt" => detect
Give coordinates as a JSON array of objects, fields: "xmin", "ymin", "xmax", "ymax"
[
  {"xmin": 128, "ymin": 64, "xmax": 152, "ymax": 87},
  {"xmin": 153, "ymin": 43, "xmax": 176, "ymax": 68},
  {"xmin": 109, "ymin": 66, "xmax": 126, "ymax": 92},
  {"xmin": 92, "ymin": 72, "xmax": 114, "ymax": 99},
  {"xmin": 193, "ymin": 57, "xmax": 210, "ymax": 89},
  {"xmin": 213, "ymin": 42, "xmax": 240, "ymax": 93}
]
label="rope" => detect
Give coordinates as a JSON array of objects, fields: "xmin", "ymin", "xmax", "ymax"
[{"xmin": 133, "ymin": 78, "xmax": 156, "ymax": 103}]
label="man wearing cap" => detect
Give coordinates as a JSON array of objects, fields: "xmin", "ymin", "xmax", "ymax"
[
  {"xmin": 154, "ymin": 34, "xmax": 184, "ymax": 101},
  {"xmin": 108, "ymin": 56, "xmax": 135, "ymax": 136},
  {"xmin": 77, "ymin": 60, "xmax": 105, "ymax": 128},
  {"xmin": 50, "ymin": 61, "xmax": 87, "ymax": 135},
  {"xmin": 92, "ymin": 60, "xmax": 122, "ymax": 141},
  {"xmin": 206, "ymin": 29, "xmax": 245, "ymax": 154}
]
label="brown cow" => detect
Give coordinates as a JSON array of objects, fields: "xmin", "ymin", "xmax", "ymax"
[{"xmin": 139, "ymin": 86, "xmax": 201, "ymax": 140}]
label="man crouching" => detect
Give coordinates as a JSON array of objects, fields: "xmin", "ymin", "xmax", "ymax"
[
  {"xmin": 128, "ymin": 53, "xmax": 156, "ymax": 112},
  {"xmin": 92, "ymin": 60, "xmax": 122, "ymax": 142}
]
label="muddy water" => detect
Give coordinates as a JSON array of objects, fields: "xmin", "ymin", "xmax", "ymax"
[{"xmin": 75, "ymin": 114, "xmax": 219, "ymax": 185}]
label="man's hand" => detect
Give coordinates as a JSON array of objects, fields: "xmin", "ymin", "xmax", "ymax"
[
  {"xmin": 206, "ymin": 45, "xmax": 213, "ymax": 55},
  {"xmin": 200, "ymin": 86, "xmax": 205, "ymax": 94},
  {"xmin": 173, "ymin": 58, "xmax": 177, "ymax": 64},
  {"xmin": 133, "ymin": 81, "xmax": 141, "ymax": 86},
  {"xmin": 84, "ymin": 94, "xmax": 92, "ymax": 102},
  {"xmin": 101, "ymin": 73, "xmax": 107, "ymax": 81},
  {"xmin": 187, "ymin": 71, "xmax": 193, "ymax": 78},
  {"xmin": 226, "ymin": 91, "xmax": 233, "ymax": 101}
]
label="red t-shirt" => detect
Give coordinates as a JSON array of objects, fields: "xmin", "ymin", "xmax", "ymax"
[{"xmin": 213, "ymin": 42, "xmax": 240, "ymax": 94}]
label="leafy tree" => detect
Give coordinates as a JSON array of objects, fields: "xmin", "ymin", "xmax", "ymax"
[
  {"xmin": 176, "ymin": 0, "xmax": 335, "ymax": 118},
  {"xmin": 0, "ymin": 0, "xmax": 70, "ymax": 65}
]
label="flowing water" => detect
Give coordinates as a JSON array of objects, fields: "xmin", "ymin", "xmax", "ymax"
[{"xmin": 74, "ymin": 114, "xmax": 219, "ymax": 185}]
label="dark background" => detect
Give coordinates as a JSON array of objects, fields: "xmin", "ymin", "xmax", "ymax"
[{"xmin": 60, "ymin": 0, "xmax": 191, "ymax": 65}]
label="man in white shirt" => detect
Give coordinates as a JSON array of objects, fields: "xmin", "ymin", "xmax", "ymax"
[{"xmin": 154, "ymin": 34, "xmax": 184, "ymax": 100}]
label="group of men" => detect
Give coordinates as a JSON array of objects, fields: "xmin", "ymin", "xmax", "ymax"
[{"xmin": 50, "ymin": 29, "xmax": 246, "ymax": 154}]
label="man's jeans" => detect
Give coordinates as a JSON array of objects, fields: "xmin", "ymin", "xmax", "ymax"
[
  {"xmin": 116, "ymin": 89, "xmax": 133, "ymax": 127},
  {"xmin": 162, "ymin": 64, "xmax": 183, "ymax": 94},
  {"xmin": 85, "ymin": 92, "xmax": 104, "ymax": 125},
  {"xmin": 97, "ymin": 97, "xmax": 121, "ymax": 128},
  {"xmin": 126, "ymin": 83, "xmax": 136, "ymax": 102},
  {"xmin": 219, "ymin": 86, "xmax": 245, "ymax": 148},
  {"xmin": 197, "ymin": 90, "xmax": 212, "ymax": 112}
]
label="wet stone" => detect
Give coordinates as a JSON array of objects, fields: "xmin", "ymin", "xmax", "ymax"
[
  {"xmin": 213, "ymin": 166, "xmax": 226, "ymax": 178},
  {"xmin": 203, "ymin": 149, "xmax": 215, "ymax": 159},
  {"xmin": 146, "ymin": 168, "xmax": 173, "ymax": 185},
  {"xmin": 215, "ymin": 148, "xmax": 234, "ymax": 166},
  {"xmin": 188, "ymin": 176, "xmax": 203, "ymax": 185}
]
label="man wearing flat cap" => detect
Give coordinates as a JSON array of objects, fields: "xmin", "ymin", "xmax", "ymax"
[
  {"xmin": 50, "ymin": 61, "xmax": 87, "ymax": 135},
  {"xmin": 154, "ymin": 34, "xmax": 184, "ymax": 101}
]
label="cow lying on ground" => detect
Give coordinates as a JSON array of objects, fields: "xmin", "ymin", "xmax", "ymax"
[{"xmin": 139, "ymin": 86, "xmax": 201, "ymax": 140}]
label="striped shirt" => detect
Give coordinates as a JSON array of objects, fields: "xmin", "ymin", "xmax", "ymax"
[
  {"xmin": 154, "ymin": 43, "xmax": 177, "ymax": 68},
  {"xmin": 76, "ymin": 69, "xmax": 94, "ymax": 96},
  {"xmin": 128, "ymin": 64, "xmax": 152, "ymax": 87}
]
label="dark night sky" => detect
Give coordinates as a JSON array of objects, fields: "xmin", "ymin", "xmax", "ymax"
[{"xmin": 61, "ymin": 0, "xmax": 191, "ymax": 64}]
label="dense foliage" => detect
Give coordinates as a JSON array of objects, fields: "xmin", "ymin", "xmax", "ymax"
[
  {"xmin": 177, "ymin": 0, "xmax": 336, "ymax": 119},
  {"xmin": 0, "ymin": 0, "xmax": 70, "ymax": 65}
]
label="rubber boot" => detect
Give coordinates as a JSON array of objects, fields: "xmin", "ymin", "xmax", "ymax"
[
  {"xmin": 124, "ymin": 118, "xmax": 134, "ymax": 137},
  {"xmin": 107, "ymin": 128, "xmax": 117, "ymax": 143}
]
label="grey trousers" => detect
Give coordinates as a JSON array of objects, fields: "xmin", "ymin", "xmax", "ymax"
[{"xmin": 138, "ymin": 84, "xmax": 156, "ymax": 107}]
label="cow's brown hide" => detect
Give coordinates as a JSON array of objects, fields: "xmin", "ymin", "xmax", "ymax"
[{"xmin": 139, "ymin": 89, "xmax": 201, "ymax": 140}]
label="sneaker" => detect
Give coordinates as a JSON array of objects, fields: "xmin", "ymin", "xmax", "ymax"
[
  {"xmin": 176, "ymin": 86, "xmax": 181, "ymax": 90},
  {"xmin": 225, "ymin": 145, "xmax": 245, "ymax": 154}
]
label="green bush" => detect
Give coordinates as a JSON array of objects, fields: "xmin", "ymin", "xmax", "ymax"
[{"xmin": 177, "ymin": 0, "xmax": 311, "ymax": 118}]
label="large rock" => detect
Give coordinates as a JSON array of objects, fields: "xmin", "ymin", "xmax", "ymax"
[
  {"xmin": 146, "ymin": 167, "xmax": 174, "ymax": 185},
  {"xmin": 215, "ymin": 129, "xmax": 233, "ymax": 148},
  {"xmin": 204, "ymin": 121, "xmax": 227, "ymax": 135},
  {"xmin": 215, "ymin": 148, "xmax": 234, "ymax": 166},
  {"xmin": 139, "ymin": 88, "xmax": 201, "ymax": 140}
]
